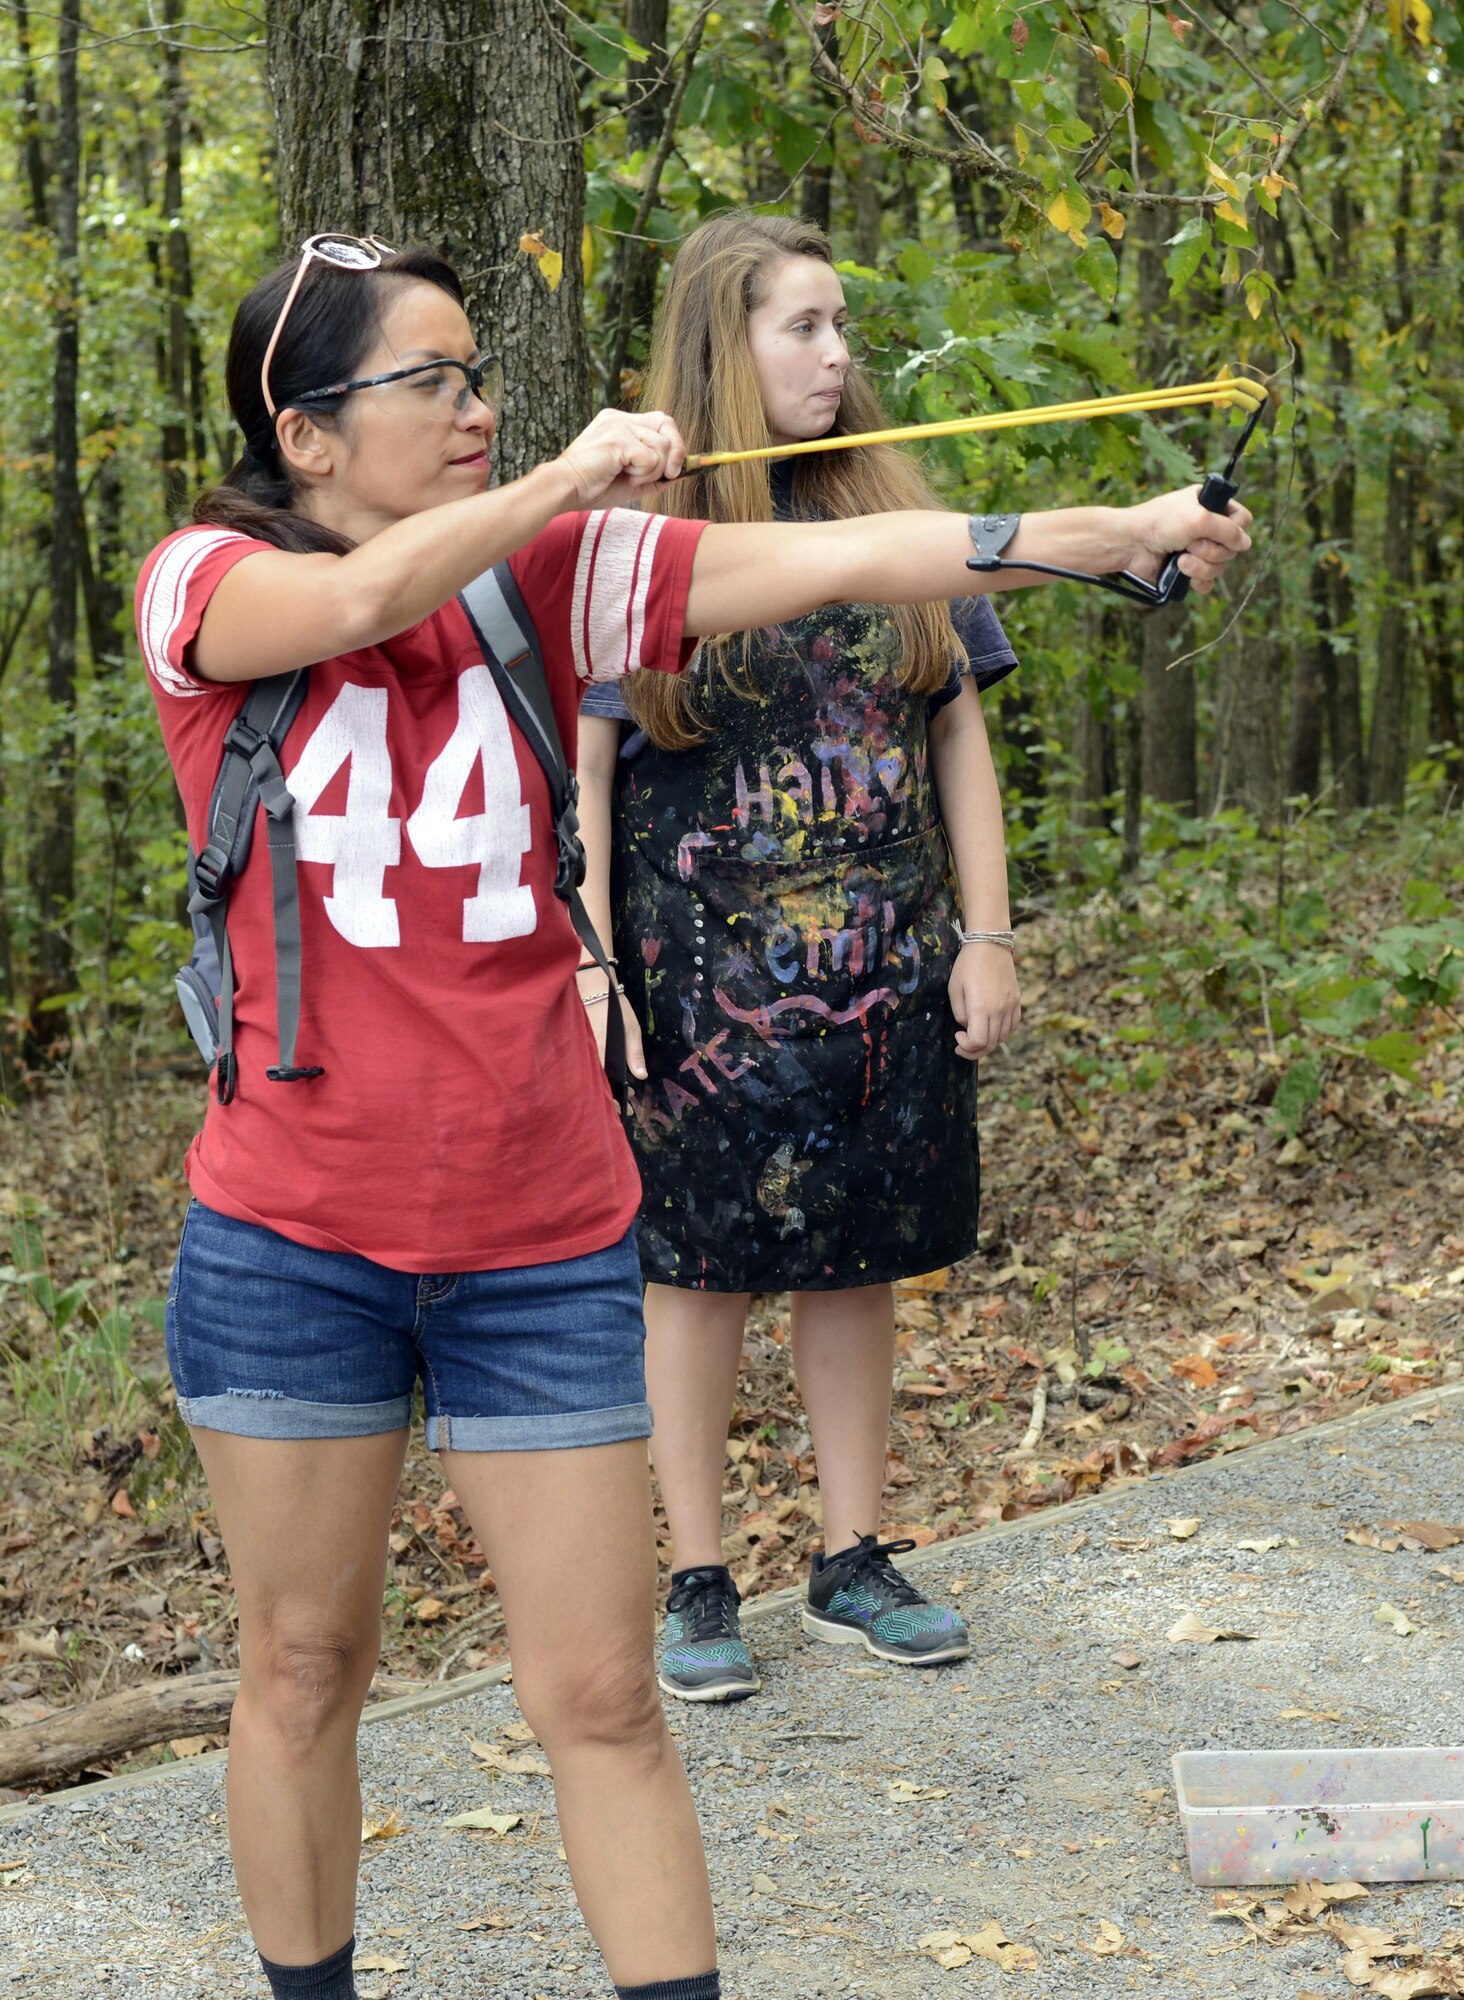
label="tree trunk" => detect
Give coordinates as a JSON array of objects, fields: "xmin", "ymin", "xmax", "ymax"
[
  {"xmin": 1286, "ymin": 472, "xmax": 1330, "ymax": 799},
  {"xmin": 606, "ymin": 0, "xmax": 671, "ymax": 397},
  {"xmin": 14, "ymin": 0, "xmax": 49, "ymax": 230},
  {"xmin": 1369, "ymin": 446, "xmax": 1414, "ymax": 808},
  {"xmin": 1368, "ymin": 155, "xmax": 1416, "ymax": 810},
  {"xmin": 268, "ymin": 0, "xmax": 593, "ymax": 483},
  {"xmin": 29, "ymin": 2, "xmax": 81, "ymax": 1062},
  {"xmin": 1137, "ymin": 211, "xmax": 1196, "ymax": 812},
  {"xmin": 1327, "ymin": 182, "xmax": 1366, "ymax": 807},
  {"xmin": 158, "ymin": 0, "xmax": 191, "ymax": 524},
  {"xmin": 851, "ymin": 140, "xmax": 883, "ymax": 266},
  {"xmin": 1213, "ymin": 449, "xmax": 1281, "ymax": 823}
]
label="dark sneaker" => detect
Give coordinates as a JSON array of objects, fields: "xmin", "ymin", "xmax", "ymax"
[
  {"xmin": 658, "ymin": 1565, "xmax": 760, "ymax": 1702},
  {"xmin": 803, "ymin": 1534, "xmax": 970, "ymax": 1665}
]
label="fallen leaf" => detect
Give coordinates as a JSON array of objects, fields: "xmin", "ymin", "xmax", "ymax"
[
  {"xmin": 1368, "ymin": 1972, "xmax": 1453, "ymax": 2000},
  {"xmin": 456, "ymin": 1911, "xmax": 514, "ymax": 1932},
  {"xmin": 1431, "ymin": 1567, "xmax": 1464, "ymax": 1586},
  {"xmin": 1166, "ymin": 1611, "xmax": 1258, "ymax": 1644},
  {"xmin": 167, "ymin": 1734, "xmax": 214, "ymax": 1759},
  {"xmin": 361, "ymin": 1810, "xmax": 407, "ymax": 1843},
  {"xmin": 14, "ymin": 1628, "xmax": 62, "ymax": 1662},
  {"xmin": 469, "ymin": 1739, "xmax": 552, "ymax": 1778},
  {"xmin": 1283, "ymin": 1880, "xmax": 1369, "ymax": 1918},
  {"xmin": 1237, "ymin": 1536, "xmax": 1286, "ymax": 1553},
  {"xmin": 111, "ymin": 1488, "xmax": 135, "ymax": 1518},
  {"xmin": 413, "ymin": 1596, "xmax": 446, "ymax": 1623},
  {"xmin": 1167, "ymin": 1517, "xmax": 1202, "ymax": 1540},
  {"xmin": 355, "ymin": 1958, "xmax": 407, "ymax": 1976},
  {"xmin": 965, "ymin": 1921, "xmax": 1039, "ymax": 1972},
  {"xmin": 1373, "ymin": 1602, "xmax": 1417, "ymax": 1636},
  {"xmin": 500, "ymin": 1720, "xmax": 538, "ymax": 1743},
  {"xmin": 1278, "ymin": 1706, "xmax": 1344, "ymax": 1722},
  {"xmin": 1082, "ymin": 1918, "xmax": 1125, "ymax": 1956},
  {"xmin": 1346, "ymin": 1526, "xmax": 1404, "ymax": 1553},
  {"xmin": 1392, "ymin": 1521, "xmax": 1464, "ymax": 1552},
  {"xmin": 1172, "ymin": 1355, "xmax": 1220, "ymax": 1390},
  {"xmin": 751, "ymin": 1872, "xmax": 778, "ymax": 1895},
  {"xmin": 889, "ymin": 1780, "xmax": 948, "ymax": 1800},
  {"xmin": 443, "ymin": 1808, "xmax": 523, "ymax": 1834}
]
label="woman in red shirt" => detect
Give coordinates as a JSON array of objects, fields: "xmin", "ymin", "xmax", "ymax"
[{"xmin": 137, "ymin": 234, "xmax": 1250, "ymax": 2000}]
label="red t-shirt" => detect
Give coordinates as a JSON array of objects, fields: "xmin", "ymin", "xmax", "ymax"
[{"xmin": 135, "ymin": 509, "xmax": 706, "ymax": 1272}]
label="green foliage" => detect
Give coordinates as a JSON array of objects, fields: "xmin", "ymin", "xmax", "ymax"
[{"xmin": 0, "ymin": 1203, "xmax": 166, "ymax": 1463}]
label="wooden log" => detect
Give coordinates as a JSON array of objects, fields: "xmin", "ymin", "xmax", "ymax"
[{"xmin": 0, "ymin": 1670, "xmax": 423, "ymax": 1791}]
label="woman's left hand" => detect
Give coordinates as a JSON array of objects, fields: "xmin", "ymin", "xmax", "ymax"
[{"xmin": 949, "ymin": 942, "xmax": 1022, "ymax": 1061}]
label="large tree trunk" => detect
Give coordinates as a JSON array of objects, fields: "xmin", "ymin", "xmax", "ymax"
[
  {"xmin": 268, "ymin": 0, "xmax": 593, "ymax": 482},
  {"xmin": 28, "ymin": 2, "xmax": 81, "ymax": 1062},
  {"xmin": 1286, "ymin": 471, "xmax": 1330, "ymax": 799}
]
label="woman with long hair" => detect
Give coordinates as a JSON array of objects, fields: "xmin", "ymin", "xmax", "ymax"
[
  {"xmin": 578, "ymin": 212, "xmax": 1043, "ymax": 1698},
  {"xmin": 136, "ymin": 231, "xmax": 1247, "ymax": 1999}
]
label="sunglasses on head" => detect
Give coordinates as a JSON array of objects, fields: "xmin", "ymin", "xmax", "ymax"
[{"xmin": 260, "ymin": 234, "xmax": 396, "ymax": 421}]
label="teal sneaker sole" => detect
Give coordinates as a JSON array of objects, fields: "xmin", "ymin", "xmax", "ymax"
[
  {"xmin": 657, "ymin": 1664, "xmax": 761, "ymax": 1703},
  {"xmin": 800, "ymin": 1603, "xmax": 971, "ymax": 1665}
]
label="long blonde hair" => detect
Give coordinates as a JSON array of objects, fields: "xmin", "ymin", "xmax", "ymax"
[{"xmin": 625, "ymin": 212, "xmax": 964, "ymax": 752}]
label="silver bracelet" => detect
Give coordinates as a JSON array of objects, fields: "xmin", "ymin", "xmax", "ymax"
[
  {"xmin": 956, "ymin": 926, "xmax": 1015, "ymax": 952},
  {"xmin": 581, "ymin": 983, "xmax": 626, "ymax": 1007}
]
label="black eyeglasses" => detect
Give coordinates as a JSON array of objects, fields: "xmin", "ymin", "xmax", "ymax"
[{"xmin": 290, "ymin": 354, "xmax": 505, "ymax": 417}]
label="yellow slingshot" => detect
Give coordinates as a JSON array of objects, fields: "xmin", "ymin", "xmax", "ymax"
[{"xmin": 681, "ymin": 371, "xmax": 1267, "ymax": 472}]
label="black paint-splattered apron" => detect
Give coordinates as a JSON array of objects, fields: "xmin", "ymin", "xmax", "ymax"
[{"xmin": 605, "ymin": 592, "xmax": 997, "ymax": 1293}]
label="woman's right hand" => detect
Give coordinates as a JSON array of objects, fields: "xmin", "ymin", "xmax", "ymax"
[
  {"xmin": 556, "ymin": 409, "xmax": 687, "ymax": 509},
  {"xmin": 579, "ymin": 971, "xmax": 648, "ymax": 1082}
]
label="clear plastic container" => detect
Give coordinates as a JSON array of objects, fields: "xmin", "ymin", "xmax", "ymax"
[{"xmin": 1173, "ymin": 1747, "xmax": 1464, "ymax": 1885}]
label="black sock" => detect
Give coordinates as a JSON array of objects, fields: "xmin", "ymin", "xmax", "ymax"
[
  {"xmin": 670, "ymin": 1563, "xmax": 731, "ymax": 1586},
  {"xmin": 614, "ymin": 1974, "xmax": 720, "ymax": 2000},
  {"xmin": 258, "ymin": 1936, "xmax": 357, "ymax": 1999}
]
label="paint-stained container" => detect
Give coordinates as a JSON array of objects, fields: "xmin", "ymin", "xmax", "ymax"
[{"xmin": 1173, "ymin": 1747, "xmax": 1463, "ymax": 1884}]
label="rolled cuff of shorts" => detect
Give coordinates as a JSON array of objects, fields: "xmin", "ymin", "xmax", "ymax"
[
  {"xmin": 177, "ymin": 1391, "xmax": 413, "ymax": 1440},
  {"xmin": 427, "ymin": 1401, "xmax": 653, "ymax": 1454}
]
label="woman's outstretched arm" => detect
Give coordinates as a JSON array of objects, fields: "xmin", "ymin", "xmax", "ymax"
[{"xmin": 683, "ymin": 490, "xmax": 1252, "ymax": 639}]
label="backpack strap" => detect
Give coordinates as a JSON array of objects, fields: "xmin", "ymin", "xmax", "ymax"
[
  {"xmin": 457, "ymin": 563, "xmax": 627, "ymax": 1112},
  {"xmin": 189, "ymin": 670, "xmax": 316, "ymax": 1103}
]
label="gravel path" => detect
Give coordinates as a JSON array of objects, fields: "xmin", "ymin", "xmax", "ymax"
[{"xmin": 2, "ymin": 1390, "xmax": 1460, "ymax": 1999}]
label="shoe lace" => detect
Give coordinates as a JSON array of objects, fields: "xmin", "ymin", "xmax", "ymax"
[
  {"xmin": 666, "ymin": 1568, "xmax": 739, "ymax": 1642},
  {"xmin": 844, "ymin": 1534, "xmax": 923, "ymax": 1608}
]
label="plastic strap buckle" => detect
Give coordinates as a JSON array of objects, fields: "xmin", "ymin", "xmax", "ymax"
[
  {"xmin": 266, "ymin": 1065, "xmax": 326, "ymax": 1083},
  {"xmin": 193, "ymin": 841, "xmax": 231, "ymax": 904},
  {"xmin": 222, "ymin": 714, "xmax": 268, "ymax": 760}
]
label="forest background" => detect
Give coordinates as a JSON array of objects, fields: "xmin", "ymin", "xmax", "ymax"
[{"xmin": 0, "ymin": 0, "xmax": 1461, "ymax": 1790}]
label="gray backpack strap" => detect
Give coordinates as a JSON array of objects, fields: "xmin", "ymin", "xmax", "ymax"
[
  {"xmin": 187, "ymin": 670, "xmax": 316, "ymax": 1103},
  {"xmin": 457, "ymin": 564, "xmax": 627, "ymax": 1112}
]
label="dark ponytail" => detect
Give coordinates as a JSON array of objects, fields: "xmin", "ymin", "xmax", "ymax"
[{"xmin": 194, "ymin": 245, "xmax": 466, "ymax": 555}]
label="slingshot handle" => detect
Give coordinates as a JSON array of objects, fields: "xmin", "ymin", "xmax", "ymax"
[{"xmin": 1153, "ymin": 471, "xmax": 1241, "ymax": 607}]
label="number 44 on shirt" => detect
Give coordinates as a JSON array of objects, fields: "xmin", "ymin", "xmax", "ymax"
[{"xmin": 289, "ymin": 668, "xmax": 536, "ymax": 948}]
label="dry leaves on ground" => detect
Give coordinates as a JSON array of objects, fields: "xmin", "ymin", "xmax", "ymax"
[
  {"xmin": 1213, "ymin": 1883, "xmax": 1464, "ymax": 1997},
  {"xmin": 917, "ymin": 1922, "xmax": 1040, "ymax": 1972}
]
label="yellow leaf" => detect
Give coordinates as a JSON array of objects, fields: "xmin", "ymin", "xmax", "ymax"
[
  {"xmin": 538, "ymin": 249, "xmax": 564, "ymax": 293},
  {"xmin": 1214, "ymin": 199, "xmax": 1249, "ymax": 228},
  {"xmin": 1068, "ymin": 227, "xmax": 1088, "ymax": 248},
  {"xmin": 361, "ymin": 1809, "xmax": 408, "ymax": 1843},
  {"xmin": 1247, "ymin": 289, "xmax": 1264, "ymax": 320},
  {"xmin": 1100, "ymin": 203, "xmax": 1126, "ymax": 239},
  {"xmin": 1262, "ymin": 171, "xmax": 1286, "ymax": 198},
  {"xmin": 581, "ymin": 224, "xmax": 595, "ymax": 286},
  {"xmin": 1167, "ymin": 1517, "xmax": 1202, "ymax": 1540},
  {"xmin": 414, "ymin": 1596, "xmax": 446, "ymax": 1622},
  {"xmin": 1206, "ymin": 157, "xmax": 1242, "ymax": 200},
  {"xmin": 1047, "ymin": 190, "xmax": 1074, "ymax": 233},
  {"xmin": 444, "ymin": 1807, "xmax": 524, "ymax": 1834}
]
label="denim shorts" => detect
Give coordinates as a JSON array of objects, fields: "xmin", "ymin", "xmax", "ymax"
[{"xmin": 166, "ymin": 1200, "xmax": 650, "ymax": 1451}]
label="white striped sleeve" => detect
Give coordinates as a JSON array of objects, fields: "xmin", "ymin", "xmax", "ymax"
[
  {"xmin": 569, "ymin": 510, "xmax": 671, "ymax": 682},
  {"xmin": 138, "ymin": 529, "xmax": 252, "ymax": 699}
]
